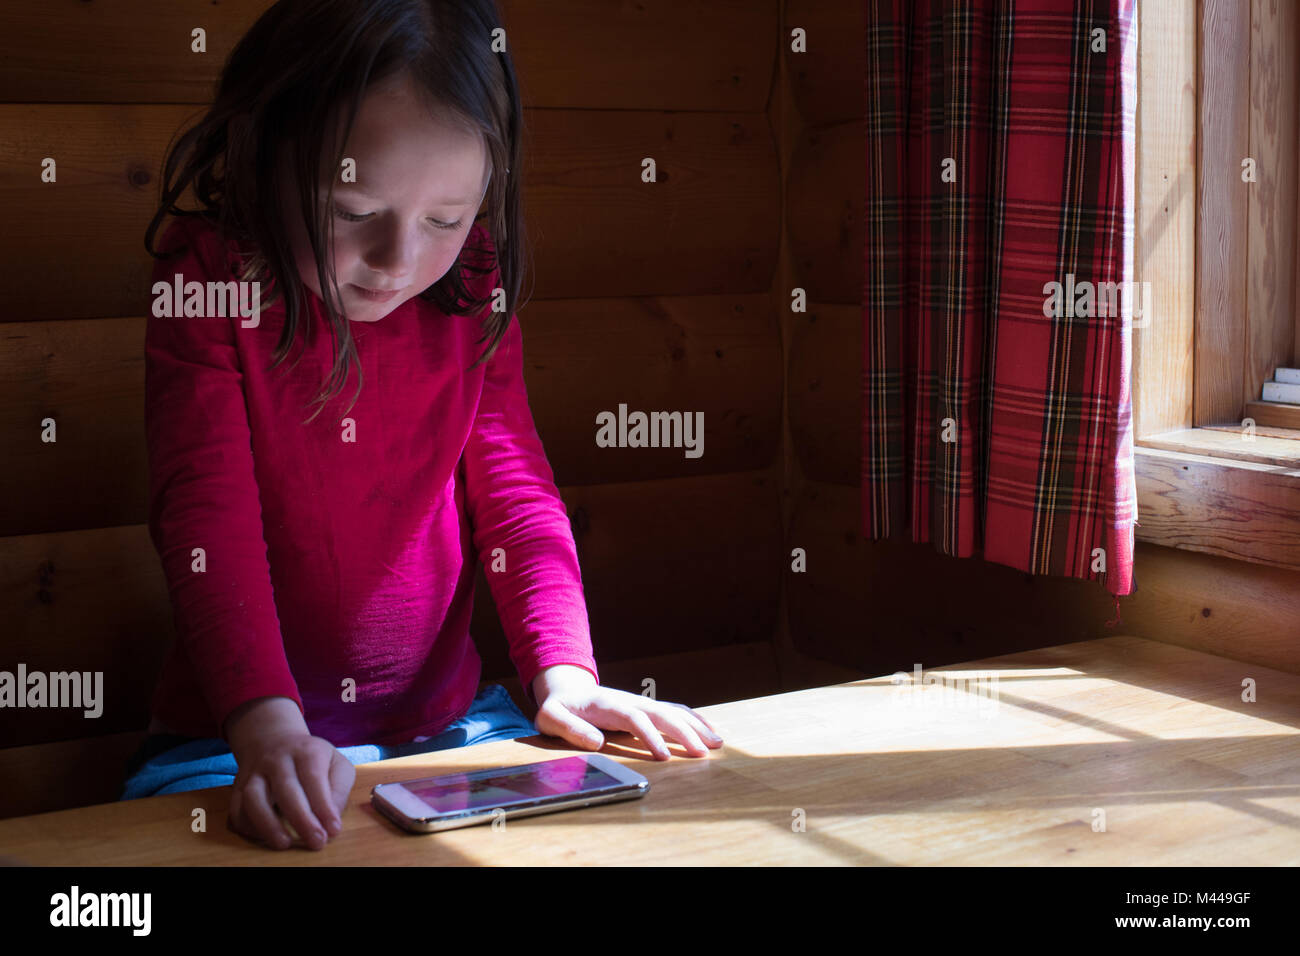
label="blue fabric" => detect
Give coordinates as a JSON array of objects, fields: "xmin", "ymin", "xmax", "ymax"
[{"xmin": 118, "ymin": 683, "xmax": 536, "ymax": 800}]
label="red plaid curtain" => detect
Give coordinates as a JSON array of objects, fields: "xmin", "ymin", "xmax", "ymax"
[{"xmin": 863, "ymin": 0, "xmax": 1137, "ymax": 598}]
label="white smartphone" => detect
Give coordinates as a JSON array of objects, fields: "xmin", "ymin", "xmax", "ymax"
[{"xmin": 370, "ymin": 753, "xmax": 650, "ymax": 832}]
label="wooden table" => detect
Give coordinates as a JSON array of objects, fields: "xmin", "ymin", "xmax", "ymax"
[{"xmin": 2, "ymin": 635, "xmax": 1297, "ymax": 865}]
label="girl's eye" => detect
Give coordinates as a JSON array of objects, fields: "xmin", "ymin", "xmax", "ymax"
[{"xmin": 331, "ymin": 205, "xmax": 460, "ymax": 230}]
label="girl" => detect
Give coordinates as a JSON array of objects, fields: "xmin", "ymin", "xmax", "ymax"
[{"xmin": 123, "ymin": 0, "xmax": 723, "ymax": 851}]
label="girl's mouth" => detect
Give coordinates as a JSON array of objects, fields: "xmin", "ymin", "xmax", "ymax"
[{"xmin": 350, "ymin": 284, "xmax": 403, "ymax": 303}]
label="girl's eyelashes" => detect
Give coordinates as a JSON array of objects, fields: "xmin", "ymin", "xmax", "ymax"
[{"xmin": 331, "ymin": 204, "xmax": 460, "ymax": 230}]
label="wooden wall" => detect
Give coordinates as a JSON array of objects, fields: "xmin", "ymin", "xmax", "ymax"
[
  {"xmin": 0, "ymin": 0, "xmax": 849, "ymax": 818},
  {"xmin": 1194, "ymin": 0, "xmax": 1299, "ymax": 427}
]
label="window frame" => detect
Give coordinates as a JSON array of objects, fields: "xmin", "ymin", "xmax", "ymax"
[{"xmin": 1132, "ymin": 0, "xmax": 1300, "ymax": 573}]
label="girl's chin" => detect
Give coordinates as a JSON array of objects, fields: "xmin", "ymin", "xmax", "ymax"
[
  {"xmin": 347, "ymin": 308, "xmax": 391, "ymax": 322},
  {"xmin": 346, "ymin": 293, "xmax": 402, "ymax": 322}
]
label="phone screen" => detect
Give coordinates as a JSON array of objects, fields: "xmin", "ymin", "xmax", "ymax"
[{"xmin": 406, "ymin": 756, "xmax": 626, "ymax": 815}]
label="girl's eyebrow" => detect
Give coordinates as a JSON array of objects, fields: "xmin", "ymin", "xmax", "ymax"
[{"xmin": 336, "ymin": 183, "xmax": 477, "ymax": 205}]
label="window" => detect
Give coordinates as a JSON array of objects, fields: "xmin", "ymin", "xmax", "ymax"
[{"xmin": 1132, "ymin": 0, "xmax": 1300, "ymax": 571}]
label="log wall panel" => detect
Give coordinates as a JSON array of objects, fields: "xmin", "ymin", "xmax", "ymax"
[
  {"xmin": 3, "ymin": 471, "xmax": 781, "ymax": 749},
  {"xmin": 1133, "ymin": 0, "xmax": 1197, "ymax": 437},
  {"xmin": 1244, "ymin": 0, "xmax": 1300, "ymax": 410},
  {"xmin": 0, "ymin": 107, "xmax": 779, "ymax": 321},
  {"xmin": 786, "ymin": 481, "xmax": 1115, "ymax": 676},
  {"xmin": 788, "ymin": 302, "xmax": 860, "ymax": 485},
  {"xmin": 0, "ymin": 297, "xmax": 782, "ymax": 535},
  {"xmin": 1194, "ymin": 0, "xmax": 1251, "ymax": 427},
  {"xmin": 0, "ymin": 1, "xmax": 775, "ymax": 112},
  {"xmin": 785, "ymin": 119, "xmax": 864, "ymax": 306},
  {"xmin": 788, "ymin": 480, "xmax": 1300, "ymax": 679},
  {"xmin": 784, "ymin": 0, "xmax": 864, "ymax": 128}
]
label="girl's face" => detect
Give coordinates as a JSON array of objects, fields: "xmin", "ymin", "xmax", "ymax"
[{"xmin": 278, "ymin": 70, "xmax": 492, "ymax": 323}]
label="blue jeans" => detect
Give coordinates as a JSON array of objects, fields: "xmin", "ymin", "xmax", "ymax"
[{"xmin": 118, "ymin": 683, "xmax": 536, "ymax": 800}]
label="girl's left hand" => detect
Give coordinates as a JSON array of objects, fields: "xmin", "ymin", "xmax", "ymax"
[{"xmin": 531, "ymin": 665, "xmax": 724, "ymax": 760}]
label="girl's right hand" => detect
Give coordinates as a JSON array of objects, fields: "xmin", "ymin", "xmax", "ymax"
[{"xmin": 223, "ymin": 696, "xmax": 355, "ymax": 851}]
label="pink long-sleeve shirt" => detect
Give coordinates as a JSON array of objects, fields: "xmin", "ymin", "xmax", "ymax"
[{"xmin": 143, "ymin": 216, "xmax": 598, "ymax": 747}]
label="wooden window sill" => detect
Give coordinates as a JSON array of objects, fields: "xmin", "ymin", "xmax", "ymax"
[
  {"xmin": 1133, "ymin": 436, "xmax": 1300, "ymax": 572},
  {"xmin": 1140, "ymin": 425, "xmax": 1300, "ymax": 467},
  {"xmin": 1243, "ymin": 401, "xmax": 1300, "ymax": 431}
]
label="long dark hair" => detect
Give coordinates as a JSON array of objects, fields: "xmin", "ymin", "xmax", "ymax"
[{"xmin": 144, "ymin": 0, "xmax": 527, "ymax": 425}]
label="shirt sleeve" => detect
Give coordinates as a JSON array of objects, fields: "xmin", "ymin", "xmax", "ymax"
[
  {"xmin": 461, "ymin": 288, "xmax": 600, "ymax": 701},
  {"xmin": 145, "ymin": 218, "xmax": 303, "ymax": 735}
]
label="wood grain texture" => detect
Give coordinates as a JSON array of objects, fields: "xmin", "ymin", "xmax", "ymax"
[
  {"xmin": 783, "ymin": 0, "xmax": 865, "ymax": 127},
  {"xmin": 480, "ymin": 470, "xmax": 783, "ymax": 662},
  {"xmin": 2, "ymin": 470, "xmax": 781, "ymax": 749},
  {"xmin": 0, "ymin": 317, "xmax": 149, "ymax": 535},
  {"xmin": 788, "ymin": 302, "xmax": 860, "ymax": 484},
  {"xmin": 0, "ymin": 0, "xmax": 775, "ymax": 111},
  {"xmin": 1202, "ymin": 420, "xmax": 1300, "ymax": 440},
  {"xmin": 1245, "ymin": 0, "xmax": 1300, "ymax": 415},
  {"xmin": 786, "ymin": 481, "xmax": 1115, "ymax": 678},
  {"xmin": 1194, "ymin": 0, "xmax": 1250, "ymax": 426},
  {"xmin": 786, "ymin": 120, "xmax": 865, "ymax": 305},
  {"xmin": 1134, "ymin": 445, "xmax": 1300, "ymax": 570},
  {"xmin": 0, "ymin": 730, "xmax": 147, "ymax": 822},
  {"xmin": 0, "ymin": 107, "xmax": 779, "ymax": 321},
  {"xmin": 0, "ymin": 297, "xmax": 782, "ymax": 536},
  {"xmin": 788, "ymin": 478, "xmax": 1300, "ymax": 679},
  {"xmin": 0, "ymin": 1, "xmax": 265, "ymax": 103},
  {"xmin": 517, "ymin": 295, "xmax": 783, "ymax": 486},
  {"xmin": 2, "ymin": 636, "xmax": 1296, "ymax": 865},
  {"xmin": 0, "ymin": 103, "xmax": 203, "ymax": 322},
  {"xmin": 522, "ymin": 110, "xmax": 780, "ymax": 297},
  {"xmin": 1139, "ymin": 426, "xmax": 1300, "ymax": 466},
  {"xmin": 0, "ymin": 524, "xmax": 172, "ymax": 749},
  {"xmin": 1120, "ymin": 541, "xmax": 1300, "ymax": 676},
  {"xmin": 1134, "ymin": 0, "xmax": 1196, "ymax": 438}
]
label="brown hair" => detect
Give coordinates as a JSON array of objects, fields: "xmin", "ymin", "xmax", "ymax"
[{"xmin": 144, "ymin": 0, "xmax": 528, "ymax": 424}]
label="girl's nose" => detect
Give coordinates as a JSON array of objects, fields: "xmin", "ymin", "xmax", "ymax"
[{"xmin": 362, "ymin": 221, "xmax": 417, "ymax": 279}]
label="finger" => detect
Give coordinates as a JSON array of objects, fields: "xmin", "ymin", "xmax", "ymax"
[
  {"xmin": 608, "ymin": 706, "xmax": 670, "ymax": 760},
  {"xmin": 667, "ymin": 702, "xmax": 724, "ymax": 741},
  {"xmin": 269, "ymin": 766, "xmax": 328, "ymax": 850},
  {"xmin": 644, "ymin": 708, "xmax": 709, "ymax": 757},
  {"xmin": 228, "ymin": 773, "xmax": 245, "ymax": 829},
  {"xmin": 240, "ymin": 774, "xmax": 294, "ymax": 850},
  {"xmin": 228, "ymin": 773, "xmax": 265, "ymax": 842},
  {"xmin": 295, "ymin": 748, "xmax": 343, "ymax": 838},
  {"xmin": 535, "ymin": 700, "xmax": 604, "ymax": 750},
  {"xmin": 665, "ymin": 703, "xmax": 724, "ymax": 746},
  {"xmin": 328, "ymin": 752, "xmax": 356, "ymax": 823}
]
